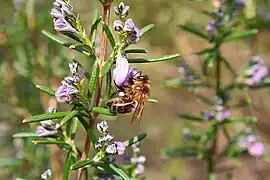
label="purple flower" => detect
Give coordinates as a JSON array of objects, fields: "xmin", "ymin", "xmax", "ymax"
[
  {"xmin": 204, "ymin": 112, "xmax": 214, "ymax": 120},
  {"xmin": 36, "ymin": 126, "xmax": 58, "ymax": 137},
  {"xmin": 113, "ymin": 20, "xmax": 123, "ymax": 32},
  {"xmin": 206, "ymin": 22, "xmax": 216, "ymax": 36},
  {"xmin": 114, "ymin": 141, "xmax": 126, "ymax": 155},
  {"xmin": 216, "ymin": 110, "xmax": 231, "ymax": 122},
  {"xmin": 55, "ymin": 82, "xmax": 79, "ymax": 104},
  {"xmin": 113, "ymin": 2, "xmax": 129, "ymax": 18},
  {"xmin": 53, "ymin": 18, "xmax": 77, "ymax": 33},
  {"xmin": 135, "ymin": 164, "xmax": 145, "ymax": 176},
  {"xmin": 97, "ymin": 120, "xmax": 109, "ymax": 133},
  {"xmin": 125, "ymin": 27, "xmax": 141, "ymax": 45},
  {"xmin": 248, "ymin": 142, "xmax": 265, "ymax": 158},
  {"xmin": 124, "ymin": 18, "xmax": 135, "ymax": 32},
  {"xmin": 113, "ymin": 53, "xmax": 129, "ymax": 86},
  {"xmin": 50, "ymin": 8, "xmax": 64, "ymax": 19},
  {"xmin": 238, "ymin": 135, "xmax": 256, "ymax": 149},
  {"xmin": 106, "ymin": 143, "xmax": 117, "ymax": 154},
  {"xmin": 104, "ymin": 133, "xmax": 114, "ymax": 141}
]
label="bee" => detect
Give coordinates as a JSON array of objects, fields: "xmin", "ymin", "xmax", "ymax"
[{"xmin": 106, "ymin": 68, "xmax": 150, "ymax": 122}]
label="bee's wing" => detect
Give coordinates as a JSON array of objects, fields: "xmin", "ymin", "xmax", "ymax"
[{"xmin": 131, "ymin": 93, "xmax": 145, "ymax": 123}]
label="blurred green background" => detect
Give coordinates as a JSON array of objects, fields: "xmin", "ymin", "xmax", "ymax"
[{"xmin": 1, "ymin": 0, "xmax": 270, "ymax": 179}]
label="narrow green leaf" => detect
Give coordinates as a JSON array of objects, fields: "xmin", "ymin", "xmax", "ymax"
[
  {"xmin": 178, "ymin": 24, "xmax": 208, "ymax": 40},
  {"xmin": 69, "ymin": 117, "xmax": 78, "ymax": 140},
  {"xmin": 125, "ymin": 49, "xmax": 148, "ymax": 54},
  {"xmin": 200, "ymin": 125, "xmax": 217, "ymax": 143},
  {"xmin": 91, "ymin": 107, "xmax": 116, "ymax": 116},
  {"xmin": 203, "ymin": 54, "xmax": 212, "ymax": 75},
  {"xmin": 60, "ymin": 110, "xmax": 79, "ymax": 126},
  {"xmin": 108, "ymin": 163, "xmax": 130, "ymax": 180},
  {"xmin": 192, "ymin": 48, "xmax": 213, "ymax": 55},
  {"xmin": 70, "ymin": 159, "xmax": 93, "ymax": 170},
  {"xmin": 36, "ymin": 85, "xmax": 55, "ymax": 96},
  {"xmin": 192, "ymin": 90, "xmax": 214, "ymax": 105},
  {"xmin": 161, "ymin": 147, "xmax": 197, "ymax": 159},
  {"xmin": 146, "ymin": 98, "xmax": 158, "ymax": 103},
  {"xmin": 163, "ymin": 78, "xmax": 209, "ymax": 88},
  {"xmin": 13, "ymin": 132, "xmax": 39, "ymax": 138},
  {"xmin": 222, "ymin": 57, "xmax": 237, "ymax": 77},
  {"xmin": 62, "ymin": 150, "xmax": 72, "ymax": 180},
  {"xmin": 42, "ymin": 30, "xmax": 93, "ymax": 57},
  {"xmin": 88, "ymin": 60, "xmax": 98, "ymax": 98},
  {"xmin": 223, "ymin": 29, "xmax": 258, "ymax": 42},
  {"xmin": 223, "ymin": 116, "xmax": 257, "ymax": 124},
  {"xmin": 32, "ymin": 140, "xmax": 69, "ymax": 146},
  {"xmin": 23, "ymin": 112, "xmax": 69, "ymax": 123},
  {"xmin": 102, "ymin": 23, "xmax": 116, "ymax": 48},
  {"xmin": 100, "ymin": 58, "xmax": 114, "ymax": 77},
  {"xmin": 77, "ymin": 117, "xmax": 97, "ymax": 146},
  {"xmin": 140, "ymin": 24, "xmax": 154, "ymax": 37},
  {"xmin": 90, "ymin": 17, "xmax": 101, "ymax": 42},
  {"xmin": 123, "ymin": 133, "xmax": 147, "ymax": 147},
  {"xmin": 128, "ymin": 53, "xmax": 180, "ymax": 63},
  {"xmin": 177, "ymin": 114, "xmax": 205, "ymax": 122},
  {"xmin": 97, "ymin": 0, "xmax": 105, "ymax": 5}
]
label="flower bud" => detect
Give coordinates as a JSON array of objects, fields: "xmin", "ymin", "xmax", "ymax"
[
  {"xmin": 113, "ymin": 2, "xmax": 129, "ymax": 18},
  {"xmin": 113, "ymin": 20, "xmax": 123, "ymax": 32},
  {"xmin": 97, "ymin": 120, "xmax": 109, "ymax": 133}
]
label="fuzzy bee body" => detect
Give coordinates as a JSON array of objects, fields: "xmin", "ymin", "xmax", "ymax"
[{"xmin": 106, "ymin": 68, "xmax": 150, "ymax": 122}]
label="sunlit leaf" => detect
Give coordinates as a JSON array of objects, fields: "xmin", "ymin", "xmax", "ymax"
[
  {"xmin": 128, "ymin": 53, "xmax": 180, "ymax": 63},
  {"xmin": 90, "ymin": 16, "xmax": 102, "ymax": 46},
  {"xmin": 60, "ymin": 110, "xmax": 79, "ymax": 126},
  {"xmin": 123, "ymin": 133, "xmax": 147, "ymax": 147},
  {"xmin": 32, "ymin": 140, "xmax": 69, "ymax": 146},
  {"xmin": 77, "ymin": 117, "xmax": 97, "ymax": 146},
  {"xmin": 223, "ymin": 29, "xmax": 258, "ymax": 42},
  {"xmin": 13, "ymin": 132, "xmax": 39, "ymax": 138},
  {"xmin": 88, "ymin": 61, "xmax": 98, "ymax": 98},
  {"xmin": 102, "ymin": 23, "xmax": 116, "ymax": 48},
  {"xmin": 178, "ymin": 23, "xmax": 208, "ymax": 40},
  {"xmin": 36, "ymin": 85, "xmax": 55, "ymax": 96},
  {"xmin": 22, "ymin": 112, "xmax": 69, "ymax": 123},
  {"xmin": 163, "ymin": 78, "xmax": 209, "ymax": 88},
  {"xmin": 42, "ymin": 30, "xmax": 93, "ymax": 57},
  {"xmin": 100, "ymin": 57, "xmax": 114, "ymax": 77},
  {"xmin": 140, "ymin": 24, "xmax": 154, "ymax": 37},
  {"xmin": 223, "ymin": 116, "xmax": 257, "ymax": 124},
  {"xmin": 70, "ymin": 159, "xmax": 93, "ymax": 170},
  {"xmin": 107, "ymin": 163, "xmax": 130, "ymax": 180},
  {"xmin": 91, "ymin": 107, "xmax": 116, "ymax": 116}
]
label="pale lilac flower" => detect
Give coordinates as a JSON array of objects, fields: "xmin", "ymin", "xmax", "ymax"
[
  {"xmin": 97, "ymin": 120, "xmax": 109, "ymax": 133},
  {"xmin": 216, "ymin": 110, "xmax": 231, "ymax": 122},
  {"xmin": 113, "ymin": 20, "xmax": 123, "ymax": 32},
  {"xmin": 55, "ymin": 82, "xmax": 79, "ymax": 104},
  {"xmin": 53, "ymin": 18, "xmax": 77, "ymax": 33},
  {"xmin": 134, "ymin": 164, "xmax": 145, "ymax": 176},
  {"xmin": 125, "ymin": 27, "xmax": 141, "ymax": 45},
  {"xmin": 106, "ymin": 143, "xmax": 117, "ymax": 154},
  {"xmin": 124, "ymin": 18, "xmax": 135, "ymax": 32},
  {"xmin": 206, "ymin": 22, "xmax": 216, "ymax": 36},
  {"xmin": 95, "ymin": 142, "xmax": 102, "ymax": 149},
  {"xmin": 115, "ymin": 141, "xmax": 126, "ymax": 155},
  {"xmin": 238, "ymin": 135, "xmax": 256, "ymax": 149},
  {"xmin": 113, "ymin": 2, "xmax": 129, "ymax": 18},
  {"xmin": 113, "ymin": 53, "xmax": 129, "ymax": 86},
  {"xmin": 36, "ymin": 125, "xmax": 58, "ymax": 137},
  {"xmin": 41, "ymin": 169, "xmax": 52, "ymax": 180},
  {"xmin": 248, "ymin": 142, "xmax": 265, "ymax": 158},
  {"xmin": 50, "ymin": 8, "xmax": 64, "ymax": 19},
  {"xmin": 204, "ymin": 112, "xmax": 214, "ymax": 120}
]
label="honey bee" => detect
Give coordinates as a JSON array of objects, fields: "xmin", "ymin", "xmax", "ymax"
[{"xmin": 106, "ymin": 68, "xmax": 150, "ymax": 122}]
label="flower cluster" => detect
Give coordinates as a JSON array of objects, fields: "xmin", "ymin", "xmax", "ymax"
[
  {"xmin": 238, "ymin": 134, "xmax": 265, "ymax": 157},
  {"xmin": 94, "ymin": 121, "xmax": 125, "ymax": 160},
  {"xmin": 113, "ymin": 2, "xmax": 141, "ymax": 47},
  {"xmin": 50, "ymin": 0, "xmax": 77, "ymax": 34},
  {"xmin": 204, "ymin": 104, "xmax": 231, "ymax": 122},
  {"xmin": 36, "ymin": 107, "xmax": 60, "ymax": 137},
  {"xmin": 130, "ymin": 142, "xmax": 146, "ymax": 176},
  {"xmin": 55, "ymin": 61, "xmax": 83, "ymax": 104},
  {"xmin": 242, "ymin": 56, "xmax": 268, "ymax": 87}
]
